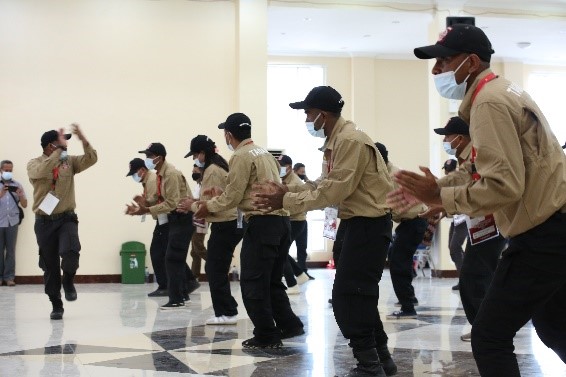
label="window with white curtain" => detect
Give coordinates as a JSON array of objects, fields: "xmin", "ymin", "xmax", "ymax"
[
  {"xmin": 267, "ymin": 64, "xmax": 326, "ymax": 253},
  {"xmin": 526, "ymin": 72, "xmax": 566, "ymax": 146}
]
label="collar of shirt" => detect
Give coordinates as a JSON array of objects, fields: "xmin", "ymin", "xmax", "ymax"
[
  {"xmin": 457, "ymin": 142, "xmax": 473, "ymax": 163},
  {"xmin": 322, "ymin": 117, "xmax": 349, "ymax": 152},
  {"xmin": 234, "ymin": 138, "xmax": 254, "ymax": 152},
  {"xmin": 156, "ymin": 160, "xmax": 174, "ymax": 178},
  {"xmin": 459, "ymin": 69, "xmax": 494, "ymax": 124}
]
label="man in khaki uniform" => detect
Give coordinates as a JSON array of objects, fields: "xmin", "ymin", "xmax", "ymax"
[
  {"xmin": 126, "ymin": 143, "xmax": 198, "ymax": 309},
  {"xmin": 193, "ymin": 113, "xmax": 303, "ymax": 348},
  {"xmin": 125, "ymin": 158, "xmax": 170, "ymax": 297},
  {"xmin": 253, "ymin": 87, "xmax": 396, "ymax": 377},
  {"xmin": 27, "ymin": 125, "xmax": 97, "ymax": 320},
  {"xmin": 434, "ymin": 117, "xmax": 506, "ymax": 342},
  {"xmin": 389, "ymin": 24, "xmax": 566, "ymax": 376}
]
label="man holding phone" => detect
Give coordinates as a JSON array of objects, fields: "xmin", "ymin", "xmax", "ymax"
[{"xmin": 0, "ymin": 160, "xmax": 27, "ymax": 287}]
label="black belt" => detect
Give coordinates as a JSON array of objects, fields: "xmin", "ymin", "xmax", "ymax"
[{"xmin": 35, "ymin": 211, "xmax": 75, "ymax": 221}]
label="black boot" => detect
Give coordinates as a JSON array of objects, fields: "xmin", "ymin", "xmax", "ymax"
[
  {"xmin": 62, "ymin": 273, "xmax": 77, "ymax": 301},
  {"xmin": 50, "ymin": 296, "xmax": 64, "ymax": 320},
  {"xmin": 343, "ymin": 348, "xmax": 386, "ymax": 377},
  {"xmin": 376, "ymin": 344, "xmax": 397, "ymax": 376}
]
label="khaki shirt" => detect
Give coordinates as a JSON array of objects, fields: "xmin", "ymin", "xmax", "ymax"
[
  {"xmin": 437, "ymin": 143, "xmax": 473, "ymax": 188},
  {"xmin": 206, "ymin": 138, "xmax": 289, "ymax": 220},
  {"xmin": 194, "ymin": 163, "xmax": 238, "ymax": 223},
  {"xmin": 388, "ymin": 162, "xmax": 427, "ymax": 222},
  {"xmin": 441, "ymin": 69, "xmax": 566, "ymax": 237},
  {"xmin": 27, "ymin": 144, "xmax": 98, "ymax": 215},
  {"xmin": 282, "ymin": 172, "xmax": 307, "ymax": 221},
  {"xmin": 141, "ymin": 170, "xmax": 158, "ymax": 220},
  {"xmin": 148, "ymin": 160, "xmax": 192, "ymax": 217},
  {"xmin": 282, "ymin": 118, "xmax": 393, "ymax": 219}
]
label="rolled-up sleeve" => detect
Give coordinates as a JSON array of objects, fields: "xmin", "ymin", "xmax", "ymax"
[
  {"xmin": 442, "ymin": 102, "xmax": 525, "ymax": 216},
  {"xmin": 282, "ymin": 139, "xmax": 364, "ymax": 214}
]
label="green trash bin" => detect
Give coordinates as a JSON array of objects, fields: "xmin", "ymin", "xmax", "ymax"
[{"xmin": 120, "ymin": 241, "xmax": 146, "ymax": 284}]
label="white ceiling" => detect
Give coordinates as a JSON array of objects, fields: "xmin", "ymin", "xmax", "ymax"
[{"xmin": 267, "ymin": 0, "xmax": 566, "ymax": 65}]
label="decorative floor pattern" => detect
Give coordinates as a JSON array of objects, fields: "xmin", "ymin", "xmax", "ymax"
[{"xmin": 0, "ymin": 269, "xmax": 564, "ymax": 376}]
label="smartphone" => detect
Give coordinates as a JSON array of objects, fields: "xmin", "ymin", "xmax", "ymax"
[{"xmin": 6, "ymin": 186, "xmax": 18, "ymax": 192}]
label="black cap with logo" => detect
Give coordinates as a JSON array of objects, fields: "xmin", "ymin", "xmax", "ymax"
[
  {"xmin": 185, "ymin": 135, "xmax": 216, "ymax": 158},
  {"xmin": 218, "ymin": 113, "xmax": 252, "ymax": 133},
  {"xmin": 442, "ymin": 159, "xmax": 458, "ymax": 172},
  {"xmin": 126, "ymin": 158, "xmax": 146, "ymax": 176},
  {"xmin": 289, "ymin": 86, "xmax": 345, "ymax": 113},
  {"xmin": 138, "ymin": 142, "xmax": 167, "ymax": 157},
  {"xmin": 41, "ymin": 130, "xmax": 72, "ymax": 148},
  {"xmin": 374, "ymin": 142, "xmax": 389, "ymax": 164},
  {"xmin": 434, "ymin": 117, "xmax": 469, "ymax": 136},
  {"xmin": 414, "ymin": 24, "xmax": 495, "ymax": 62},
  {"xmin": 277, "ymin": 154, "xmax": 293, "ymax": 167}
]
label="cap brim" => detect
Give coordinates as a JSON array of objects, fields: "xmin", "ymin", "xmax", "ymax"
[
  {"xmin": 184, "ymin": 151, "xmax": 194, "ymax": 158},
  {"xmin": 414, "ymin": 44, "xmax": 461, "ymax": 59},
  {"xmin": 433, "ymin": 128, "xmax": 449, "ymax": 135},
  {"xmin": 126, "ymin": 170, "xmax": 135, "ymax": 177},
  {"xmin": 289, "ymin": 101, "xmax": 308, "ymax": 110},
  {"xmin": 138, "ymin": 149, "xmax": 150, "ymax": 154},
  {"xmin": 218, "ymin": 122, "xmax": 226, "ymax": 129}
]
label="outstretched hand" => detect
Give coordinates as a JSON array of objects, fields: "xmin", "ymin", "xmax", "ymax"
[
  {"xmin": 251, "ymin": 180, "xmax": 288, "ymax": 212},
  {"xmin": 392, "ymin": 166, "xmax": 443, "ymax": 207}
]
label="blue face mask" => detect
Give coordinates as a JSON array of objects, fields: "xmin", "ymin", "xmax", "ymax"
[
  {"xmin": 60, "ymin": 151, "xmax": 68, "ymax": 162},
  {"xmin": 306, "ymin": 113, "xmax": 325, "ymax": 138},
  {"xmin": 132, "ymin": 172, "xmax": 142, "ymax": 183},
  {"xmin": 1, "ymin": 171, "xmax": 12, "ymax": 181},
  {"xmin": 433, "ymin": 56, "xmax": 471, "ymax": 100},
  {"xmin": 145, "ymin": 157, "xmax": 157, "ymax": 170},
  {"xmin": 194, "ymin": 159, "xmax": 205, "ymax": 168},
  {"xmin": 443, "ymin": 136, "xmax": 461, "ymax": 156}
]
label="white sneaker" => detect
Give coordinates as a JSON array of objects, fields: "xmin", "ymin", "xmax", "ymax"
[
  {"xmin": 460, "ymin": 332, "xmax": 472, "ymax": 342},
  {"xmin": 296, "ymin": 273, "xmax": 309, "ymax": 286},
  {"xmin": 287, "ymin": 284, "xmax": 300, "ymax": 295},
  {"xmin": 206, "ymin": 315, "xmax": 238, "ymax": 325}
]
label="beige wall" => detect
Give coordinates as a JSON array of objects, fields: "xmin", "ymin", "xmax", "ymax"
[{"xmin": 2, "ymin": 1, "xmax": 566, "ymax": 277}]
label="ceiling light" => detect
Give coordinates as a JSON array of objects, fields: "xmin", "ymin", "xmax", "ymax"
[
  {"xmin": 303, "ymin": 17, "xmax": 311, "ymax": 22},
  {"xmin": 392, "ymin": 20, "xmax": 400, "ymax": 24},
  {"xmin": 517, "ymin": 41, "xmax": 531, "ymax": 49},
  {"xmin": 363, "ymin": 34, "xmax": 371, "ymax": 38}
]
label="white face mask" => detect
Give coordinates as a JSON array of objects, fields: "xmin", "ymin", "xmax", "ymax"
[
  {"xmin": 60, "ymin": 150, "xmax": 68, "ymax": 161},
  {"xmin": 194, "ymin": 158, "xmax": 205, "ymax": 168},
  {"xmin": 226, "ymin": 134, "xmax": 234, "ymax": 152},
  {"xmin": 145, "ymin": 157, "xmax": 157, "ymax": 170},
  {"xmin": 306, "ymin": 113, "xmax": 325, "ymax": 138},
  {"xmin": 132, "ymin": 172, "xmax": 142, "ymax": 183},
  {"xmin": 1, "ymin": 171, "xmax": 13, "ymax": 181},
  {"xmin": 443, "ymin": 137, "xmax": 461, "ymax": 156},
  {"xmin": 433, "ymin": 56, "xmax": 471, "ymax": 100},
  {"xmin": 279, "ymin": 167, "xmax": 287, "ymax": 178}
]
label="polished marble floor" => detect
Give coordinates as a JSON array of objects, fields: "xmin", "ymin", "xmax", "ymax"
[{"xmin": 0, "ymin": 269, "xmax": 564, "ymax": 377}]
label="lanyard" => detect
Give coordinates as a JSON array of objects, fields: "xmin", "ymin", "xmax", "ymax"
[
  {"xmin": 157, "ymin": 175, "xmax": 163, "ymax": 204},
  {"xmin": 52, "ymin": 167, "xmax": 59, "ymax": 191},
  {"xmin": 470, "ymin": 73, "xmax": 498, "ymax": 181}
]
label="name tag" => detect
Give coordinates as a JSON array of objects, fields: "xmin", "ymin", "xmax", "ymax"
[
  {"xmin": 157, "ymin": 213, "xmax": 169, "ymax": 225},
  {"xmin": 39, "ymin": 192, "xmax": 60, "ymax": 215},
  {"xmin": 466, "ymin": 214, "xmax": 499, "ymax": 245},
  {"xmin": 323, "ymin": 206, "xmax": 338, "ymax": 240}
]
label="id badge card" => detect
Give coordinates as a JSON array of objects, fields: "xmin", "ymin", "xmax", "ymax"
[
  {"xmin": 194, "ymin": 218, "xmax": 208, "ymax": 234},
  {"xmin": 237, "ymin": 209, "xmax": 244, "ymax": 229},
  {"xmin": 323, "ymin": 206, "xmax": 339, "ymax": 240},
  {"xmin": 466, "ymin": 214, "xmax": 499, "ymax": 245},
  {"xmin": 38, "ymin": 192, "xmax": 60, "ymax": 215},
  {"xmin": 157, "ymin": 213, "xmax": 169, "ymax": 225}
]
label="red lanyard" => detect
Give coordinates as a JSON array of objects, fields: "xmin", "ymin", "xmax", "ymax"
[
  {"xmin": 157, "ymin": 175, "xmax": 163, "ymax": 204},
  {"xmin": 470, "ymin": 73, "xmax": 498, "ymax": 181},
  {"xmin": 52, "ymin": 167, "xmax": 59, "ymax": 191}
]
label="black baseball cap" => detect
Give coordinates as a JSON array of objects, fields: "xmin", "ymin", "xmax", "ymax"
[
  {"xmin": 414, "ymin": 24, "xmax": 495, "ymax": 63},
  {"xmin": 434, "ymin": 117, "xmax": 469, "ymax": 136},
  {"xmin": 277, "ymin": 154, "xmax": 293, "ymax": 167},
  {"xmin": 562, "ymin": 142, "xmax": 566, "ymax": 149},
  {"xmin": 442, "ymin": 159, "xmax": 458, "ymax": 172},
  {"xmin": 218, "ymin": 113, "xmax": 252, "ymax": 133},
  {"xmin": 185, "ymin": 135, "xmax": 216, "ymax": 158},
  {"xmin": 138, "ymin": 142, "xmax": 167, "ymax": 157},
  {"xmin": 290, "ymin": 86, "xmax": 345, "ymax": 113},
  {"xmin": 41, "ymin": 130, "xmax": 71, "ymax": 148},
  {"xmin": 126, "ymin": 158, "xmax": 146, "ymax": 176}
]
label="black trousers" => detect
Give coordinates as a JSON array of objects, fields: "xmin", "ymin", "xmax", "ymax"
[
  {"xmin": 206, "ymin": 220, "xmax": 243, "ymax": 317},
  {"xmin": 449, "ymin": 221, "xmax": 467, "ymax": 272},
  {"xmin": 150, "ymin": 222, "xmax": 169, "ymax": 290},
  {"xmin": 165, "ymin": 212, "xmax": 195, "ymax": 303},
  {"xmin": 389, "ymin": 217, "xmax": 428, "ymax": 313},
  {"xmin": 292, "ymin": 220, "xmax": 309, "ymax": 271},
  {"xmin": 459, "ymin": 233, "xmax": 506, "ymax": 324},
  {"xmin": 471, "ymin": 212, "xmax": 566, "ymax": 376},
  {"xmin": 283, "ymin": 220, "xmax": 309, "ymax": 286},
  {"xmin": 35, "ymin": 213, "xmax": 81, "ymax": 298},
  {"xmin": 332, "ymin": 215, "xmax": 392, "ymax": 352},
  {"xmin": 240, "ymin": 215, "xmax": 303, "ymax": 343}
]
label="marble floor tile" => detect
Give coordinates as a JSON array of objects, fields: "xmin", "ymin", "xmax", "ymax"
[{"xmin": 0, "ymin": 269, "xmax": 564, "ymax": 376}]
